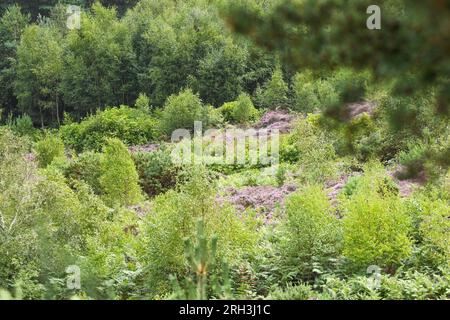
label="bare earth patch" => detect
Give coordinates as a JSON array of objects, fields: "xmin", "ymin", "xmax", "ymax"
[
  {"xmin": 388, "ymin": 165, "xmax": 427, "ymax": 197},
  {"xmin": 218, "ymin": 183, "xmax": 297, "ymax": 222}
]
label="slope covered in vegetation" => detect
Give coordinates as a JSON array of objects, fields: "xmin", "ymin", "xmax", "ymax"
[{"xmin": 0, "ymin": 0, "xmax": 449, "ymax": 300}]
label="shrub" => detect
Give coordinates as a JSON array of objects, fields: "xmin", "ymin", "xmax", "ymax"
[
  {"xmin": 60, "ymin": 106, "xmax": 156, "ymax": 152},
  {"xmin": 159, "ymin": 89, "xmax": 203, "ymax": 136},
  {"xmin": 291, "ymin": 71, "xmax": 319, "ymax": 113},
  {"xmin": 10, "ymin": 114, "xmax": 35, "ymax": 137},
  {"xmin": 267, "ymin": 283, "xmax": 315, "ymax": 300},
  {"xmin": 99, "ymin": 138, "xmax": 143, "ymax": 206},
  {"xmin": 34, "ymin": 134, "xmax": 65, "ymax": 168},
  {"xmin": 398, "ymin": 142, "xmax": 427, "ymax": 178},
  {"xmin": 65, "ymin": 151, "xmax": 103, "ymax": 194},
  {"xmin": 219, "ymin": 93, "xmax": 258, "ymax": 124},
  {"xmin": 140, "ymin": 166, "xmax": 259, "ymax": 297},
  {"xmin": 289, "ymin": 117, "xmax": 338, "ymax": 183},
  {"xmin": 218, "ymin": 101, "xmax": 235, "ymax": 123},
  {"xmin": 278, "ymin": 185, "xmax": 342, "ymax": 281},
  {"xmin": 132, "ymin": 147, "xmax": 179, "ymax": 197},
  {"xmin": 341, "ymin": 165, "xmax": 412, "ymax": 271},
  {"xmin": 135, "ymin": 93, "xmax": 150, "ymax": 111},
  {"xmin": 315, "ymin": 79, "xmax": 340, "ymax": 110},
  {"xmin": 329, "ymin": 68, "xmax": 370, "ymax": 103},
  {"xmin": 406, "ymin": 189, "xmax": 450, "ymax": 268},
  {"xmin": 232, "ymin": 93, "xmax": 259, "ymax": 124},
  {"xmin": 254, "ymin": 67, "xmax": 289, "ymax": 108},
  {"xmin": 319, "ymin": 270, "xmax": 450, "ymax": 300}
]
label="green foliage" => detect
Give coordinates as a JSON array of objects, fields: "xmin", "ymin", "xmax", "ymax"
[
  {"xmin": 132, "ymin": 147, "xmax": 179, "ymax": 197},
  {"xmin": 8, "ymin": 114, "xmax": 35, "ymax": 136},
  {"xmin": 406, "ymin": 188, "xmax": 450, "ymax": 268},
  {"xmin": 61, "ymin": 3, "xmax": 137, "ymax": 116},
  {"xmin": 278, "ymin": 185, "xmax": 342, "ymax": 281},
  {"xmin": 34, "ymin": 134, "xmax": 65, "ymax": 168},
  {"xmin": 15, "ymin": 24, "xmax": 63, "ymax": 127},
  {"xmin": 255, "ymin": 67, "xmax": 288, "ymax": 109},
  {"xmin": 219, "ymin": 92, "xmax": 258, "ymax": 124},
  {"xmin": 291, "ymin": 71, "xmax": 320, "ymax": 113},
  {"xmin": 99, "ymin": 138, "xmax": 143, "ymax": 206},
  {"xmin": 60, "ymin": 106, "xmax": 156, "ymax": 152},
  {"xmin": 232, "ymin": 93, "xmax": 258, "ymax": 124},
  {"xmin": 0, "ymin": 4, "xmax": 29, "ymax": 120},
  {"xmin": 289, "ymin": 117, "xmax": 338, "ymax": 183},
  {"xmin": 170, "ymin": 219, "xmax": 232, "ymax": 300},
  {"xmin": 267, "ymin": 283, "xmax": 315, "ymax": 300},
  {"xmin": 159, "ymin": 89, "xmax": 204, "ymax": 136},
  {"xmin": 398, "ymin": 142, "xmax": 428, "ymax": 179},
  {"xmin": 341, "ymin": 164, "xmax": 412, "ymax": 271},
  {"xmin": 140, "ymin": 166, "xmax": 258, "ymax": 297},
  {"xmin": 65, "ymin": 151, "xmax": 103, "ymax": 194},
  {"xmin": 319, "ymin": 269, "xmax": 450, "ymax": 300}
]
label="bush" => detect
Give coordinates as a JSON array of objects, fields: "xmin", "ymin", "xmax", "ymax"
[
  {"xmin": 34, "ymin": 134, "xmax": 65, "ymax": 168},
  {"xmin": 329, "ymin": 68, "xmax": 370, "ymax": 103},
  {"xmin": 292, "ymin": 71, "xmax": 318, "ymax": 113},
  {"xmin": 219, "ymin": 93, "xmax": 258, "ymax": 124},
  {"xmin": 65, "ymin": 151, "xmax": 103, "ymax": 194},
  {"xmin": 406, "ymin": 189, "xmax": 450, "ymax": 268},
  {"xmin": 132, "ymin": 147, "xmax": 179, "ymax": 197},
  {"xmin": 159, "ymin": 89, "xmax": 204, "ymax": 136},
  {"xmin": 232, "ymin": 93, "xmax": 259, "ymax": 124},
  {"xmin": 278, "ymin": 185, "xmax": 342, "ymax": 281},
  {"xmin": 319, "ymin": 270, "xmax": 450, "ymax": 300},
  {"xmin": 398, "ymin": 142, "xmax": 427, "ymax": 178},
  {"xmin": 341, "ymin": 164, "xmax": 412, "ymax": 271},
  {"xmin": 9, "ymin": 114, "xmax": 35, "ymax": 137},
  {"xmin": 289, "ymin": 117, "xmax": 338, "ymax": 183},
  {"xmin": 60, "ymin": 106, "xmax": 156, "ymax": 152},
  {"xmin": 267, "ymin": 283, "xmax": 315, "ymax": 300},
  {"xmin": 254, "ymin": 67, "xmax": 289, "ymax": 108},
  {"xmin": 140, "ymin": 166, "xmax": 259, "ymax": 297},
  {"xmin": 99, "ymin": 138, "xmax": 143, "ymax": 206}
]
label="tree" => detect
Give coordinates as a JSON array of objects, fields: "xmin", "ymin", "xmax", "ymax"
[
  {"xmin": 0, "ymin": 5, "xmax": 29, "ymax": 120},
  {"xmin": 61, "ymin": 3, "xmax": 137, "ymax": 118},
  {"xmin": 226, "ymin": 0, "xmax": 450, "ymax": 171},
  {"xmin": 99, "ymin": 138, "xmax": 143, "ymax": 206},
  {"xmin": 255, "ymin": 67, "xmax": 289, "ymax": 108},
  {"xmin": 159, "ymin": 89, "xmax": 204, "ymax": 136},
  {"xmin": 15, "ymin": 24, "xmax": 63, "ymax": 127}
]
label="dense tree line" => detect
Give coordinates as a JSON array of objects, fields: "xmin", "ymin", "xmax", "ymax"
[{"xmin": 0, "ymin": 0, "xmax": 275, "ymax": 127}]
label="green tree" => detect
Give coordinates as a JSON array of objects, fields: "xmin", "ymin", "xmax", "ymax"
[
  {"xmin": 159, "ymin": 89, "xmax": 204, "ymax": 136},
  {"xmin": 61, "ymin": 3, "xmax": 137, "ymax": 118},
  {"xmin": 255, "ymin": 67, "xmax": 289, "ymax": 108},
  {"xmin": 99, "ymin": 138, "xmax": 143, "ymax": 206},
  {"xmin": 0, "ymin": 5, "xmax": 29, "ymax": 120},
  {"xmin": 15, "ymin": 24, "xmax": 63, "ymax": 127}
]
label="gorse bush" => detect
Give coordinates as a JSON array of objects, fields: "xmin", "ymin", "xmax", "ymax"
[
  {"xmin": 60, "ymin": 106, "xmax": 156, "ymax": 152},
  {"xmin": 34, "ymin": 133, "xmax": 65, "ymax": 168},
  {"xmin": 278, "ymin": 185, "xmax": 342, "ymax": 281},
  {"xmin": 99, "ymin": 138, "xmax": 143, "ymax": 206}
]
